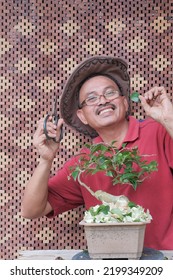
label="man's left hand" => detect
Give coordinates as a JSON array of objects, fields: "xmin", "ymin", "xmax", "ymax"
[{"xmin": 139, "ymin": 86, "xmax": 173, "ymax": 124}]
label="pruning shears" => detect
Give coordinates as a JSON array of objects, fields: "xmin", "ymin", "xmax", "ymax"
[{"xmin": 43, "ymin": 96, "xmax": 63, "ymax": 143}]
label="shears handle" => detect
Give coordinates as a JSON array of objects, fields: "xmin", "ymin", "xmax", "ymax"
[{"xmin": 43, "ymin": 114, "xmax": 63, "ymax": 143}]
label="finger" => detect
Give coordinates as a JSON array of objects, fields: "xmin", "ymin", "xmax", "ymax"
[
  {"xmin": 55, "ymin": 118, "xmax": 64, "ymax": 142},
  {"xmin": 144, "ymin": 88, "xmax": 156, "ymax": 100},
  {"xmin": 37, "ymin": 118, "xmax": 45, "ymax": 128},
  {"xmin": 45, "ymin": 122, "xmax": 57, "ymax": 133},
  {"xmin": 44, "ymin": 126, "xmax": 57, "ymax": 140},
  {"xmin": 144, "ymin": 86, "xmax": 166, "ymax": 101},
  {"xmin": 139, "ymin": 95, "xmax": 150, "ymax": 111},
  {"xmin": 34, "ymin": 123, "xmax": 44, "ymax": 138},
  {"xmin": 57, "ymin": 118, "xmax": 64, "ymax": 129},
  {"xmin": 152, "ymin": 86, "xmax": 166, "ymax": 99},
  {"xmin": 36, "ymin": 118, "xmax": 45, "ymax": 135}
]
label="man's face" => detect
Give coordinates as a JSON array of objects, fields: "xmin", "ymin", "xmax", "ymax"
[{"xmin": 77, "ymin": 75, "xmax": 129, "ymax": 132}]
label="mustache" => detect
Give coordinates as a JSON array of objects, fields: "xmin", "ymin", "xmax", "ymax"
[{"xmin": 96, "ymin": 102, "xmax": 117, "ymax": 115}]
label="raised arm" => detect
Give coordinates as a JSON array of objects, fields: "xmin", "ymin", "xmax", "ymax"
[
  {"xmin": 21, "ymin": 117, "xmax": 63, "ymax": 219},
  {"xmin": 140, "ymin": 86, "xmax": 173, "ymax": 139}
]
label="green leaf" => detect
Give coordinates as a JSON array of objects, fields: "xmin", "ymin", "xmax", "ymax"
[
  {"xmin": 71, "ymin": 170, "xmax": 79, "ymax": 180},
  {"xmin": 90, "ymin": 205, "xmax": 110, "ymax": 216},
  {"xmin": 128, "ymin": 201, "xmax": 137, "ymax": 208},
  {"xmin": 131, "ymin": 92, "xmax": 140, "ymax": 103},
  {"xmin": 142, "ymin": 160, "xmax": 158, "ymax": 172},
  {"xmin": 106, "ymin": 170, "xmax": 114, "ymax": 177}
]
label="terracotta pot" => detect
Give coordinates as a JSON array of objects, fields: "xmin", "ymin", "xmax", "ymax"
[{"xmin": 80, "ymin": 221, "xmax": 149, "ymax": 259}]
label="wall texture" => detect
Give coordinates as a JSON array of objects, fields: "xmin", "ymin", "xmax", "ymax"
[{"xmin": 0, "ymin": 0, "xmax": 173, "ymax": 259}]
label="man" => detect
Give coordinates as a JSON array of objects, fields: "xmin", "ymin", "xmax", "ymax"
[{"xmin": 21, "ymin": 56, "xmax": 173, "ymax": 250}]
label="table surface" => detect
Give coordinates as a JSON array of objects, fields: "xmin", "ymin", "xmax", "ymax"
[{"xmin": 18, "ymin": 249, "xmax": 173, "ymax": 260}]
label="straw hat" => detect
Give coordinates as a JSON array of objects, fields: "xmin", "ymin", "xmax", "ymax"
[{"xmin": 60, "ymin": 56, "xmax": 130, "ymax": 137}]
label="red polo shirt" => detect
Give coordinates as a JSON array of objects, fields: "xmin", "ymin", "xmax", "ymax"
[{"xmin": 47, "ymin": 116, "xmax": 173, "ymax": 250}]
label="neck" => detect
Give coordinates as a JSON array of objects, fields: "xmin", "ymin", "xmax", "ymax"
[{"xmin": 96, "ymin": 119, "xmax": 129, "ymax": 147}]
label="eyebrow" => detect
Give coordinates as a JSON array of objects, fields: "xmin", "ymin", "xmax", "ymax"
[{"xmin": 85, "ymin": 86, "xmax": 119, "ymax": 96}]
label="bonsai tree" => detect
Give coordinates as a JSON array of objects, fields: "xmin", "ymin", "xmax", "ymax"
[{"xmin": 69, "ymin": 142, "xmax": 157, "ymax": 223}]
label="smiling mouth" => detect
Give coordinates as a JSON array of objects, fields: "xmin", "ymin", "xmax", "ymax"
[
  {"xmin": 99, "ymin": 108, "xmax": 114, "ymax": 115},
  {"xmin": 97, "ymin": 104, "xmax": 116, "ymax": 115}
]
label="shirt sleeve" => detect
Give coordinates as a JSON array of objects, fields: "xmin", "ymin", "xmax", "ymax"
[
  {"xmin": 46, "ymin": 157, "xmax": 84, "ymax": 218},
  {"xmin": 160, "ymin": 124, "xmax": 173, "ymax": 169}
]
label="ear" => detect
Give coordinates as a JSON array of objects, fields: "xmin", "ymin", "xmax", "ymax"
[
  {"xmin": 76, "ymin": 109, "xmax": 88, "ymax": 125},
  {"xmin": 123, "ymin": 96, "xmax": 129, "ymax": 112}
]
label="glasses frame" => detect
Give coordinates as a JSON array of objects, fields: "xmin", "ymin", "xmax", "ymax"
[{"xmin": 78, "ymin": 90, "xmax": 122, "ymax": 109}]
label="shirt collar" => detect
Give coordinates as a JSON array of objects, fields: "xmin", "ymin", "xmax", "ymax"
[{"xmin": 93, "ymin": 116, "xmax": 140, "ymax": 144}]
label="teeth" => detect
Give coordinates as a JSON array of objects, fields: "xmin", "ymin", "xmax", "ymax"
[{"xmin": 99, "ymin": 108, "xmax": 113, "ymax": 115}]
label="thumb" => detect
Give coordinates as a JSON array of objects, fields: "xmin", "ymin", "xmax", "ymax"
[
  {"xmin": 139, "ymin": 95, "xmax": 150, "ymax": 113},
  {"xmin": 56, "ymin": 118, "xmax": 64, "ymax": 142}
]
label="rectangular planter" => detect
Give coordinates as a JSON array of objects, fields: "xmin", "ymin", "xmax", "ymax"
[{"xmin": 80, "ymin": 221, "xmax": 148, "ymax": 259}]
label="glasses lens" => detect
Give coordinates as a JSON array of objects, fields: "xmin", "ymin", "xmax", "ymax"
[
  {"xmin": 86, "ymin": 96, "xmax": 99, "ymax": 105},
  {"xmin": 105, "ymin": 90, "xmax": 119, "ymax": 100}
]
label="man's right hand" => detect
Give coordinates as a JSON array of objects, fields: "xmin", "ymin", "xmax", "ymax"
[{"xmin": 33, "ymin": 117, "xmax": 64, "ymax": 162}]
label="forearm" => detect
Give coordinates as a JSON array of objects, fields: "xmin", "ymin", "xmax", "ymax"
[
  {"xmin": 21, "ymin": 158, "xmax": 53, "ymax": 219},
  {"xmin": 160, "ymin": 114, "xmax": 173, "ymax": 139}
]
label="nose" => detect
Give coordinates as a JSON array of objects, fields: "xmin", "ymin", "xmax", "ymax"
[{"xmin": 98, "ymin": 94, "xmax": 107, "ymax": 104}]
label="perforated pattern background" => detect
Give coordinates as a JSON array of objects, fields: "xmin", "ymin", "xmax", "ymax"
[{"xmin": 1, "ymin": 0, "xmax": 173, "ymax": 259}]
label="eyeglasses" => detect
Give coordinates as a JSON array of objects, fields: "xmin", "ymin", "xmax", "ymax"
[{"xmin": 79, "ymin": 90, "xmax": 121, "ymax": 109}]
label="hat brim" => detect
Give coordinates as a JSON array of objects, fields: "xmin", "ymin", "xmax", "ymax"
[{"xmin": 60, "ymin": 56, "xmax": 130, "ymax": 138}]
